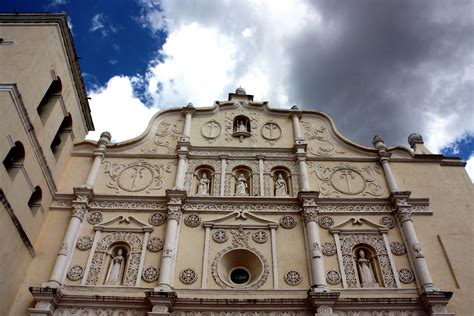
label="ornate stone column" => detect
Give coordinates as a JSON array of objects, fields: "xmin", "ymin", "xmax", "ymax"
[
  {"xmin": 290, "ymin": 105, "xmax": 303, "ymax": 143},
  {"xmin": 156, "ymin": 190, "xmax": 185, "ymax": 292},
  {"xmin": 295, "ymin": 146, "xmax": 310, "ymax": 192},
  {"xmin": 219, "ymin": 155, "xmax": 227, "ymax": 196},
  {"xmin": 299, "ymin": 192, "xmax": 329, "ymax": 292},
  {"xmin": 258, "ymin": 155, "xmax": 265, "ymax": 196},
  {"xmin": 173, "ymin": 104, "xmax": 194, "ymax": 190},
  {"xmin": 181, "ymin": 103, "xmax": 195, "ymax": 142},
  {"xmin": 43, "ymin": 132, "xmax": 111, "ymax": 288},
  {"xmin": 372, "ymin": 135, "xmax": 399, "ymax": 192}
]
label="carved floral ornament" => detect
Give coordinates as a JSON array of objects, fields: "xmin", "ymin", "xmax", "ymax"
[
  {"xmin": 148, "ymin": 212, "xmax": 166, "ymax": 226},
  {"xmin": 326, "ymin": 270, "xmax": 341, "ymax": 285},
  {"xmin": 67, "ymin": 265, "xmax": 84, "ymax": 281},
  {"xmin": 321, "ymin": 242, "xmax": 337, "ymax": 256},
  {"xmin": 87, "ymin": 211, "xmax": 103, "ymax": 225},
  {"xmin": 379, "ymin": 216, "xmax": 395, "ymax": 229},
  {"xmin": 179, "ymin": 268, "xmax": 198, "ymax": 285},
  {"xmin": 280, "ymin": 215, "xmax": 297, "ymax": 229},
  {"xmin": 212, "ymin": 229, "xmax": 228, "ymax": 243},
  {"xmin": 390, "ymin": 241, "xmax": 406, "ymax": 256},
  {"xmin": 312, "ymin": 162, "xmax": 384, "ymax": 197},
  {"xmin": 184, "ymin": 213, "xmax": 201, "ymax": 227},
  {"xmin": 300, "ymin": 119, "xmax": 345, "ymax": 157},
  {"xmin": 318, "ymin": 216, "xmax": 334, "ymax": 229},
  {"xmin": 284, "ymin": 269, "xmax": 302, "ymax": 286},
  {"xmin": 399, "ymin": 268, "xmax": 415, "ymax": 283},
  {"xmin": 142, "ymin": 266, "xmax": 160, "ymax": 282},
  {"xmin": 141, "ymin": 119, "xmax": 184, "ymax": 154},
  {"xmin": 252, "ymin": 229, "xmax": 269, "ymax": 243},
  {"xmin": 76, "ymin": 236, "xmax": 94, "ymax": 250},
  {"xmin": 147, "ymin": 237, "xmax": 164, "ymax": 252},
  {"xmin": 103, "ymin": 159, "xmax": 173, "ymax": 194}
]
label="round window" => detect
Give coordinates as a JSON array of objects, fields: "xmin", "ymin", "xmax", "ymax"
[{"xmin": 230, "ymin": 268, "xmax": 250, "ymax": 285}]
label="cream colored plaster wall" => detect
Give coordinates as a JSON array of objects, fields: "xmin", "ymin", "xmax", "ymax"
[{"xmin": 58, "ymin": 156, "xmax": 91, "ymax": 193}]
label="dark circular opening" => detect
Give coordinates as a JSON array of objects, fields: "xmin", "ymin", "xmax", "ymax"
[{"xmin": 230, "ymin": 268, "xmax": 250, "ymax": 284}]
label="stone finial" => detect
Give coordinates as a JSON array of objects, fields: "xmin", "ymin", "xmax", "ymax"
[
  {"xmin": 372, "ymin": 135, "xmax": 387, "ymax": 152},
  {"xmin": 235, "ymin": 87, "xmax": 246, "ymax": 95},
  {"xmin": 185, "ymin": 102, "xmax": 194, "ymax": 109},
  {"xmin": 408, "ymin": 133, "xmax": 433, "ymax": 155},
  {"xmin": 291, "ymin": 105, "xmax": 300, "ymax": 110},
  {"xmin": 99, "ymin": 131, "xmax": 112, "ymax": 142}
]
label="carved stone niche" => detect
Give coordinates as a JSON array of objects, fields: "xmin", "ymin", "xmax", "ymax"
[
  {"xmin": 232, "ymin": 115, "xmax": 251, "ymax": 141},
  {"xmin": 192, "ymin": 165, "xmax": 215, "ymax": 197},
  {"xmin": 231, "ymin": 166, "xmax": 253, "ymax": 197},
  {"xmin": 329, "ymin": 217, "xmax": 400, "ymax": 289},
  {"xmin": 270, "ymin": 167, "xmax": 293, "ymax": 197}
]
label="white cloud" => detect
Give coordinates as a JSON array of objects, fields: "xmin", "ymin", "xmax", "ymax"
[
  {"xmin": 466, "ymin": 155, "xmax": 474, "ymax": 183},
  {"xmin": 242, "ymin": 27, "xmax": 256, "ymax": 38},
  {"xmin": 49, "ymin": 0, "xmax": 68, "ymax": 7},
  {"xmin": 86, "ymin": 76, "xmax": 155, "ymax": 142},
  {"xmin": 90, "ymin": 13, "xmax": 105, "ymax": 32}
]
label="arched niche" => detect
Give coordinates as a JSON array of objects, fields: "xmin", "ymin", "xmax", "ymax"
[
  {"xmin": 232, "ymin": 166, "xmax": 253, "ymax": 196},
  {"xmin": 232, "ymin": 115, "xmax": 251, "ymax": 141},
  {"xmin": 28, "ymin": 186, "xmax": 42, "ymax": 214},
  {"xmin": 103, "ymin": 242, "xmax": 130, "ymax": 286},
  {"xmin": 352, "ymin": 244, "xmax": 383, "ymax": 288},
  {"xmin": 3, "ymin": 141, "xmax": 25, "ymax": 179},
  {"xmin": 270, "ymin": 167, "xmax": 292, "ymax": 197},
  {"xmin": 193, "ymin": 165, "xmax": 215, "ymax": 196},
  {"xmin": 51, "ymin": 113, "xmax": 73, "ymax": 159},
  {"xmin": 37, "ymin": 77, "xmax": 62, "ymax": 124}
]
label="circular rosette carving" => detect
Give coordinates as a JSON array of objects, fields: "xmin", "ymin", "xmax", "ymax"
[
  {"xmin": 147, "ymin": 237, "xmax": 164, "ymax": 252},
  {"xmin": 318, "ymin": 216, "xmax": 334, "ymax": 229},
  {"xmin": 148, "ymin": 212, "xmax": 166, "ymax": 226},
  {"xmin": 284, "ymin": 270, "xmax": 302, "ymax": 286},
  {"xmin": 184, "ymin": 214, "xmax": 201, "ymax": 227},
  {"xmin": 76, "ymin": 236, "xmax": 94, "ymax": 250},
  {"xmin": 252, "ymin": 230, "xmax": 268, "ymax": 244},
  {"xmin": 87, "ymin": 211, "xmax": 103, "ymax": 225},
  {"xmin": 379, "ymin": 216, "xmax": 395, "ymax": 229},
  {"xmin": 212, "ymin": 229, "xmax": 228, "ymax": 243},
  {"xmin": 390, "ymin": 241, "xmax": 406, "ymax": 256},
  {"xmin": 67, "ymin": 265, "xmax": 84, "ymax": 281},
  {"xmin": 280, "ymin": 215, "xmax": 297, "ymax": 229},
  {"xmin": 142, "ymin": 266, "xmax": 160, "ymax": 282},
  {"xmin": 179, "ymin": 268, "xmax": 198, "ymax": 285},
  {"xmin": 321, "ymin": 242, "xmax": 337, "ymax": 256},
  {"xmin": 399, "ymin": 268, "xmax": 415, "ymax": 283},
  {"xmin": 326, "ymin": 270, "xmax": 341, "ymax": 285}
]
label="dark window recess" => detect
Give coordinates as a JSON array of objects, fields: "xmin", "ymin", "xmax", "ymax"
[{"xmin": 3, "ymin": 141, "xmax": 25, "ymax": 179}]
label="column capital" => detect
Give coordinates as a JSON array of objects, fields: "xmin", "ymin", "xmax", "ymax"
[
  {"xmin": 73, "ymin": 186, "xmax": 94, "ymax": 202},
  {"xmin": 391, "ymin": 191, "xmax": 412, "ymax": 222},
  {"xmin": 146, "ymin": 291, "xmax": 177, "ymax": 315},
  {"xmin": 294, "ymin": 143, "xmax": 307, "ymax": 154},
  {"xmin": 176, "ymin": 141, "xmax": 190, "ymax": 153},
  {"xmin": 420, "ymin": 291, "xmax": 454, "ymax": 315},
  {"xmin": 298, "ymin": 191, "xmax": 320, "ymax": 202}
]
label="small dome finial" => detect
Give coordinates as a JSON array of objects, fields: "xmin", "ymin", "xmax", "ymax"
[
  {"xmin": 408, "ymin": 133, "xmax": 424, "ymax": 148},
  {"xmin": 235, "ymin": 86, "xmax": 246, "ymax": 95}
]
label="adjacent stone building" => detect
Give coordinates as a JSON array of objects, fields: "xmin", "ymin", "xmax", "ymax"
[{"xmin": 1, "ymin": 13, "xmax": 473, "ymax": 316}]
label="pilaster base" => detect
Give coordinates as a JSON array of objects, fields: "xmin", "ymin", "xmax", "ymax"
[
  {"xmin": 146, "ymin": 291, "xmax": 177, "ymax": 316},
  {"xmin": 308, "ymin": 291, "xmax": 340, "ymax": 316},
  {"xmin": 28, "ymin": 287, "xmax": 60, "ymax": 316},
  {"xmin": 420, "ymin": 291, "xmax": 454, "ymax": 315}
]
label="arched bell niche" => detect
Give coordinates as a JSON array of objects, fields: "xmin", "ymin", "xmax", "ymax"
[
  {"xmin": 193, "ymin": 165, "xmax": 215, "ymax": 196},
  {"xmin": 232, "ymin": 115, "xmax": 251, "ymax": 141},
  {"xmin": 270, "ymin": 167, "xmax": 292, "ymax": 197},
  {"xmin": 352, "ymin": 244, "xmax": 383, "ymax": 288}
]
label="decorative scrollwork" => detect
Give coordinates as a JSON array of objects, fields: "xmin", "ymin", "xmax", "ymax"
[
  {"xmin": 87, "ymin": 211, "xmax": 103, "ymax": 225},
  {"xmin": 318, "ymin": 216, "xmax": 334, "ymax": 229},
  {"xmin": 67, "ymin": 265, "xmax": 84, "ymax": 281},
  {"xmin": 148, "ymin": 212, "xmax": 166, "ymax": 226},
  {"xmin": 399, "ymin": 268, "xmax": 415, "ymax": 283},
  {"xmin": 379, "ymin": 216, "xmax": 395, "ymax": 229},
  {"xmin": 142, "ymin": 266, "xmax": 160, "ymax": 282},
  {"xmin": 390, "ymin": 241, "xmax": 406, "ymax": 256},
  {"xmin": 280, "ymin": 215, "xmax": 297, "ymax": 229},
  {"xmin": 76, "ymin": 236, "xmax": 94, "ymax": 250},
  {"xmin": 184, "ymin": 214, "xmax": 201, "ymax": 227},
  {"xmin": 179, "ymin": 268, "xmax": 198, "ymax": 285},
  {"xmin": 321, "ymin": 242, "xmax": 337, "ymax": 256},
  {"xmin": 284, "ymin": 270, "xmax": 302, "ymax": 286},
  {"xmin": 212, "ymin": 229, "xmax": 228, "ymax": 243},
  {"xmin": 326, "ymin": 270, "xmax": 341, "ymax": 285},
  {"xmin": 252, "ymin": 230, "xmax": 268, "ymax": 243},
  {"xmin": 147, "ymin": 237, "xmax": 164, "ymax": 252}
]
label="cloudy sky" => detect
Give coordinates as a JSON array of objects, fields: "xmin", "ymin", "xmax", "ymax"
[{"xmin": 2, "ymin": 0, "xmax": 474, "ymax": 180}]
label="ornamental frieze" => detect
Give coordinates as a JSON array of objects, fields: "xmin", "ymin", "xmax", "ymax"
[
  {"xmin": 141, "ymin": 119, "xmax": 184, "ymax": 154},
  {"xmin": 182, "ymin": 203, "xmax": 300, "ymax": 212},
  {"xmin": 300, "ymin": 119, "xmax": 345, "ymax": 157}
]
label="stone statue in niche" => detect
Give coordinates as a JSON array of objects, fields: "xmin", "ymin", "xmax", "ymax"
[
  {"xmin": 357, "ymin": 249, "xmax": 379, "ymax": 288},
  {"xmin": 237, "ymin": 120, "xmax": 247, "ymax": 133},
  {"xmin": 275, "ymin": 173, "xmax": 288, "ymax": 197},
  {"xmin": 197, "ymin": 172, "xmax": 210, "ymax": 196},
  {"xmin": 105, "ymin": 248, "xmax": 126, "ymax": 285},
  {"xmin": 235, "ymin": 173, "xmax": 249, "ymax": 196}
]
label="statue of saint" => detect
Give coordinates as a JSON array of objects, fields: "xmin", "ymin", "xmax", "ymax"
[
  {"xmin": 105, "ymin": 248, "xmax": 125, "ymax": 285},
  {"xmin": 197, "ymin": 172, "xmax": 210, "ymax": 196},
  {"xmin": 235, "ymin": 173, "xmax": 249, "ymax": 196},
  {"xmin": 357, "ymin": 249, "xmax": 379, "ymax": 287},
  {"xmin": 275, "ymin": 173, "xmax": 288, "ymax": 196},
  {"xmin": 238, "ymin": 120, "xmax": 247, "ymax": 133}
]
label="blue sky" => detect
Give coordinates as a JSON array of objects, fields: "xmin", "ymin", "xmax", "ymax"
[{"xmin": 1, "ymin": 0, "xmax": 473, "ymax": 180}]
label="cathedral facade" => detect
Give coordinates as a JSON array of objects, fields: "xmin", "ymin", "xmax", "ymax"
[{"xmin": 1, "ymin": 13, "xmax": 473, "ymax": 316}]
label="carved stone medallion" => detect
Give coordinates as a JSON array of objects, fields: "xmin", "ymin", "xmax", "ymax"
[
  {"xmin": 67, "ymin": 265, "xmax": 84, "ymax": 281},
  {"xmin": 280, "ymin": 215, "xmax": 297, "ymax": 229},
  {"xmin": 147, "ymin": 237, "xmax": 164, "ymax": 252},
  {"xmin": 212, "ymin": 229, "xmax": 228, "ymax": 243},
  {"xmin": 318, "ymin": 216, "xmax": 334, "ymax": 229},
  {"xmin": 399, "ymin": 268, "xmax": 415, "ymax": 283},
  {"xmin": 321, "ymin": 242, "xmax": 337, "ymax": 256},
  {"xmin": 252, "ymin": 229, "xmax": 269, "ymax": 243},
  {"xmin": 284, "ymin": 269, "xmax": 302, "ymax": 286},
  {"xmin": 87, "ymin": 211, "xmax": 103, "ymax": 225},
  {"xmin": 76, "ymin": 236, "xmax": 94, "ymax": 250},
  {"xmin": 390, "ymin": 241, "xmax": 406, "ymax": 256},
  {"xmin": 149, "ymin": 212, "xmax": 166, "ymax": 226},
  {"xmin": 326, "ymin": 270, "xmax": 341, "ymax": 285},
  {"xmin": 380, "ymin": 216, "xmax": 395, "ymax": 229},
  {"xmin": 179, "ymin": 268, "xmax": 198, "ymax": 284},
  {"xmin": 201, "ymin": 120, "xmax": 222, "ymax": 142},
  {"xmin": 142, "ymin": 266, "xmax": 160, "ymax": 282},
  {"xmin": 261, "ymin": 121, "xmax": 281, "ymax": 144},
  {"xmin": 184, "ymin": 213, "xmax": 201, "ymax": 227}
]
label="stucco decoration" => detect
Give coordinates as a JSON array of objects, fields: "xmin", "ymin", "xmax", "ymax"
[
  {"xmin": 179, "ymin": 268, "xmax": 198, "ymax": 285},
  {"xmin": 103, "ymin": 159, "xmax": 173, "ymax": 194},
  {"xmin": 89, "ymin": 201, "xmax": 167, "ymax": 210},
  {"xmin": 54, "ymin": 308, "xmax": 146, "ymax": 315},
  {"xmin": 142, "ymin": 266, "xmax": 160, "ymax": 282},
  {"xmin": 224, "ymin": 110, "xmax": 260, "ymax": 144},
  {"xmin": 390, "ymin": 241, "xmax": 406, "ymax": 256},
  {"xmin": 312, "ymin": 163, "xmax": 384, "ymax": 197},
  {"xmin": 340, "ymin": 233, "xmax": 397, "ymax": 288},
  {"xmin": 86, "ymin": 232, "xmax": 142, "ymax": 286},
  {"xmin": 148, "ymin": 212, "xmax": 166, "ymax": 226},
  {"xmin": 184, "ymin": 159, "xmax": 221, "ymax": 195},
  {"xmin": 67, "ymin": 265, "xmax": 84, "ymax": 281},
  {"xmin": 300, "ymin": 119, "xmax": 345, "ymax": 157},
  {"xmin": 399, "ymin": 268, "xmax": 415, "ymax": 283},
  {"xmin": 201, "ymin": 119, "xmax": 222, "ymax": 143},
  {"xmin": 212, "ymin": 229, "xmax": 228, "ymax": 243},
  {"xmin": 184, "ymin": 214, "xmax": 201, "ymax": 227},
  {"xmin": 225, "ymin": 160, "xmax": 259, "ymax": 196},
  {"xmin": 317, "ymin": 204, "xmax": 393, "ymax": 213},
  {"xmin": 141, "ymin": 119, "xmax": 183, "ymax": 153},
  {"xmin": 284, "ymin": 270, "xmax": 302, "ymax": 286},
  {"xmin": 318, "ymin": 216, "xmax": 334, "ymax": 229},
  {"xmin": 76, "ymin": 236, "xmax": 94, "ymax": 250},
  {"xmin": 261, "ymin": 120, "xmax": 281, "ymax": 145},
  {"xmin": 183, "ymin": 203, "xmax": 300, "ymax": 212},
  {"xmin": 279, "ymin": 215, "xmax": 297, "ymax": 229},
  {"xmin": 326, "ymin": 270, "xmax": 341, "ymax": 285},
  {"xmin": 321, "ymin": 242, "xmax": 337, "ymax": 256},
  {"xmin": 230, "ymin": 227, "xmax": 251, "ymax": 247},
  {"xmin": 252, "ymin": 229, "xmax": 268, "ymax": 243},
  {"xmin": 147, "ymin": 237, "xmax": 164, "ymax": 252},
  {"xmin": 379, "ymin": 216, "xmax": 395, "ymax": 229},
  {"xmin": 87, "ymin": 211, "xmax": 103, "ymax": 225}
]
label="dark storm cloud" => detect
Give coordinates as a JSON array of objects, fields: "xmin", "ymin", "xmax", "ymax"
[{"xmin": 288, "ymin": 0, "xmax": 474, "ymax": 148}]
